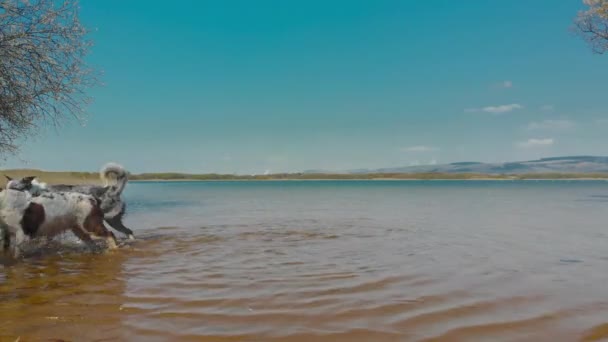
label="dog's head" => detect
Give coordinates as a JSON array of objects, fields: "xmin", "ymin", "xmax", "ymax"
[{"xmin": 5, "ymin": 175, "xmax": 46, "ymax": 195}]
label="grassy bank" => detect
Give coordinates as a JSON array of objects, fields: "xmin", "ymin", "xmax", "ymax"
[
  {"xmin": 2, "ymin": 169, "xmax": 608, "ymax": 185},
  {"xmin": 2, "ymin": 169, "xmax": 101, "ymax": 185}
]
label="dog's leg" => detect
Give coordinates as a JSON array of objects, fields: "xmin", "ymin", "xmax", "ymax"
[
  {"xmin": 83, "ymin": 202, "xmax": 119, "ymax": 250},
  {"xmin": 1, "ymin": 223, "xmax": 9, "ymax": 254},
  {"xmin": 83, "ymin": 220, "xmax": 118, "ymax": 250},
  {"xmin": 105, "ymin": 232, "xmax": 118, "ymax": 249},
  {"xmin": 43, "ymin": 235, "xmax": 54, "ymax": 245},
  {"xmin": 0, "ymin": 225, "xmax": 15, "ymax": 261},
  {"xmin": 6, "ymin": 230, "xmax": 24, "ymax": 259},
  {"xmin": 79, "ymin": 225, "xmax": 118, "ymax": 250},
  {"xmin": 91, "ymin": 230, "xmax": 118, "ymax": 250},
  {"xmin": 71, "ymin": 226, "xmax": 118, "ymax": 251},
  {"xmin": 105, "ymin": 215, "xmax": 134, "ymax": 240},
  {"xmin": 70, "ymin": 226, "xmax": 99, "ymax": 251}
]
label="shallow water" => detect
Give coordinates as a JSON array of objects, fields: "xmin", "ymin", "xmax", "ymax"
[{"xmin": 2, "ymin": 180, "xmax": 608, "ymax": 341}]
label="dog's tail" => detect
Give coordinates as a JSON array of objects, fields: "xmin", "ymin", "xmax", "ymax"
[{"xmin": 100, "ymin": 163, "xmax": 129, "ymax": 196}]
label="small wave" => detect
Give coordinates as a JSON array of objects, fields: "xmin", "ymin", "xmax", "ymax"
[{"xmin": 237, "ymin": 230, "xmax": 339, "ymax": 242}]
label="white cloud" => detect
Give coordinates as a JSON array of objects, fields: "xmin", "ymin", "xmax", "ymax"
[
  {"xmin": 517, "ymin": 138, "xmax": 555, "ymax": 148},
  {"xmin": 483, "ymin": 104, "xmax": 522, "ymax": 114},
  {"xmin": 502, "ymin": 80, "xmax": 513, "ymax": 88},
  {"xmin": 429, "ymin": 158, "xmax": 438, "ymax": 165},
  {"xmin": 526, "ymin": 119, "xmax": 574, "ymax": 131},
  {"xmin": 540, "ymin": 105, "xmax": 554, "ymax": 112},
  {"xmin": 402, "ymin": 145, "xmax": 439, "ymax": 152},
  {"xmin": 465, "ymin": 103, "xmax": 523, "ymax": 115}
]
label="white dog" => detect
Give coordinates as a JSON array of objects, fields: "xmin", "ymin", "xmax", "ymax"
[
  {"xmin": 0, "ymin": 188, "xmax": 117, "ymax": 258},
  {"xmin": 5, "ymin": 163, "xmax": 134, "ymax": 239}
]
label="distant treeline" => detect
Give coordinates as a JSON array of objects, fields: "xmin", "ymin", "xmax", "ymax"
[
  {"xmin": 129, "ymin": 172, "xmax": 608, "ymax": 181},
  {"xmin": 2, "ymin": 170, "xmax": 608, "ymax": 185}
]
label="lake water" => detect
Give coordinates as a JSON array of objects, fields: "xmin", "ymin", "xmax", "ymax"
[{"xmin": 2, "ymin": 180, "xmax": 608, "ymax": 341}]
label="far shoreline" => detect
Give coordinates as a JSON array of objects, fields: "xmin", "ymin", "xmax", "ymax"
[
  {"xmin": 3, "ymin": 169, "xmax": 608, "ymax": 184},
  {"xmin": 130, "ymin": 177, "xmax": 608, "ymax": 182}
]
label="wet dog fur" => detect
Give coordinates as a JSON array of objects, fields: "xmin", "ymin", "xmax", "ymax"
[
  {"xmin": 0, "ymin": 189, "xmax": 117, "ymax": 258},
  {"xmin": 5, "ymin": 163, "xmax": 134, "ymax": 240}
]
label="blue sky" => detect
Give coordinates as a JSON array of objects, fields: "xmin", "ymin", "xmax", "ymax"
[{"xmin": 4, "ymin": 0, "xmax": 608, "ymax": 174}]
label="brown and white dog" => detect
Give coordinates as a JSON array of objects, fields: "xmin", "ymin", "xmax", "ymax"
[
  {"xmin": 0, "ymin": 188, "xmax": 117, "ymax": 258},
  {"xmin": 5, "ymin": 163, "xmax": 134, "ymax": 240}
]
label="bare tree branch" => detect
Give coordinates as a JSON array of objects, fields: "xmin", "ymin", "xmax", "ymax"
[
  {"xmin": 575, "ymin": 0, "xmax": 608, "ymax": 53},
  {"xmin": 0, "ymin": 0, "xmax": 98, "ymax": 156}
]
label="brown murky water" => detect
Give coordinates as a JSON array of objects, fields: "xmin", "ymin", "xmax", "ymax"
[{"xmin": 2, "ymin": 180, "xmax": 608, "ymax": 341}]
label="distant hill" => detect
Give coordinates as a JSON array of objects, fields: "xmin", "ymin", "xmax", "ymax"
[
  {"xmin": 321, "ymin": 156, "xmax": 608, "ymax": 174},
  {"xmin": 4, "ymin": 156, "xmax": 608, "ymax": 183}
]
